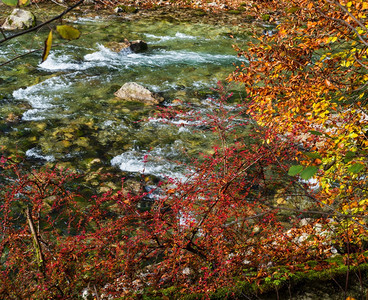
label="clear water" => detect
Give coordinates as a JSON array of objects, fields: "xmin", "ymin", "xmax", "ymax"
[{"xmin": 0, "ymin": 10, "xmax": 250, "ymax": 180}]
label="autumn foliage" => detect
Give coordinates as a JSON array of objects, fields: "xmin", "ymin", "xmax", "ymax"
[
  {"xmin": 1, "ymin": 0, "xmax": 368, "ymax": 299},
  {"xmin": 231, "ymin": 0, "xmax": 368, "ymax": 243}
]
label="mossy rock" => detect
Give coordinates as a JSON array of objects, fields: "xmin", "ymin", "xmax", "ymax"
[
  {"xmin": 115, "ymin": 5, "xmax": 138, "ymax": 13},
  {"xmin": 193, "ymin": 9, "xmax": 206, "ymax": 16},
  {"xmin": 228, "ymin": 10, "xmax": 242, "ymax": 15},
  {"xmin": 243, "ymin": 15, "xmax": 256, "ymax": 21},
  {"xmin": 261, "ymin": 14, "xmax": 270, "ymax": 21}
]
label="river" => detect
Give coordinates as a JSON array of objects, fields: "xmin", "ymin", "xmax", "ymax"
[{"xmin": 0, "ymin": 4, "xmax": 253, "ymax": 184}]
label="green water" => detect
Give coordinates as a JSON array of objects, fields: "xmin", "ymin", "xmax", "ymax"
[{"xmin": 0, "ymin": 6, "xmax": 251, "ymax": 180}]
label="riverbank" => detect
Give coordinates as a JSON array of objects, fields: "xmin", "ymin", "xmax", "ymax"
[
  {"xmin": 27, "ymin": 0, "xmax": 253, "ymax": 13},
  {"xmin": 0, "ymin": 0, "xmax": 263, "ymax": 36}
]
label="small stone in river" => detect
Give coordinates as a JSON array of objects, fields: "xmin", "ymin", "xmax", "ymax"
[
  {"xmin": 5, "ymin": 113, "xmax": 21, "ymax": 123},
  {"xmin": 114, "ymin": 82, "xmax": 164, "ymax": 105}
]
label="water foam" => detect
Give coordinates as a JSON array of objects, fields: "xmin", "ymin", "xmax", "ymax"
[
  {"xmin": 84, "ymin": 44, "xmax": 241, "ymax": 68},
  {"xmin": 144, "ymin": 32, "xmax": 201, "ymax": 43},
  {"xmin": 13, "ymin": 76, "xmax": 71, "ymax": 121},
  {"xmin": 37, "ymin": 42, "xmax": 242, "ymax": 75},
  {"xmin": 70, "ymin": 16, "xmax": 102, "ymax": 24},
  {"xmin": 26, "ymin": 148, "xmax": 55, "ymax": 162},
  {"xmin": 134, "ymin": 50, "xmax": 241, "ymax": 66},
  {"xmin": 39, "ymin": 51, "xmax": 106, "ymax": 71},
  {"xmin": 111, "ymin": 146, "xmax": 189, "ymax": 180}
]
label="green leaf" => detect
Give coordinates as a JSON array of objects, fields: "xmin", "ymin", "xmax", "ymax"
[
  {"xmin": 300, "ymin": 166, "xmax": 318, "ymax": 180},
  {"xmin": 288, "ymin": 165, "xmax": 304, "ymax": 176},
  {"xmin": 345, "ymin": 151, "xmax": 356, "ymax": 158},
  {"xmin": 1, "ymin": 0, "xmax": 18, "ymax": 6},
  {"xmin": 309, "ymin": 130, "xmax": 332, "ymax": 139},
  {"xmin": 303, "ymin": 152, "xmax": 321, "ymax": 159},
  {"xmin": 41, "ymin": 30, "xmax": 53, "ymax": 63},
  {"xmin": 261, "ymin": 14, "xmax": 270, "ymax": 21},
  {"xmin": 286, "ymin": 6, "xmax": 300, "ymax": 14},
  {"xmin": 56, "ymin": 25, "xmax": 80, "ymax": 40},
  {"xmin": 344, "ymin": 151, "xmax": 356, "ymax": 163},
  {"xmin": 309, "ymin": 130, "xmax": 323, "ymax": 136},
  {"xmin": 347, "ymin": 163, "xmax": 365, "ymax": 174}
]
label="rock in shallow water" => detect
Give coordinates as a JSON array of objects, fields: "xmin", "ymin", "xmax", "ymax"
[
  {"xmin": 1, "ymin": 9, "xmax": 36, "ymax": 30},
  {"xmin": 114, "ymin": 82, "xmax": 164, "ymax": 105},
  {"xmin": 106, "ymin": 39, "xmax": 148, "ymax": 53}
]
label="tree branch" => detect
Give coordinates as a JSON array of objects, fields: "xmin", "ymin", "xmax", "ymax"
[
  {"xmin": 328, "ymin": 0, "xmax": 368, "ymax": 34},
  {"xmin": 0, "ymin": 28, "xmax": 7, "ymax": 39},
  {"xmin": 26, "ymin": 206, "xmax": 46, "ymax": 274},
  {"xmin": 267, "ymin": 144, "xmax": 368, "ymax": 231},
  {"xmin": 0, "ymin": 0, "xmax": 84, "ymax": 45},
  {"xmin": 316, "ymin": 6, "xmax": 368, "ymax": 47}
]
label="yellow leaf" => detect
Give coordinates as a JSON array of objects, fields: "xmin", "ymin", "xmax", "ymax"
[
  {"xmin": 18, "ymin": 0, "xmax": 30, "ymax": 5},
  {"xmin": 56, "ymin": 25, "xmax": 81, "ymax": 40},
  {"xmin": 41, "ymin": 30, "xmax": 52, "ymax": 63},
  {"xmin": 60, "ymin": 140, "xmax": 71, "ymax": 148}
]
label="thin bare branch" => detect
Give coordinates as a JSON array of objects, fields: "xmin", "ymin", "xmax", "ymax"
[
  {"xmin": 0, "ymin": 0, "xmax": 84, "ymax": 45},
  {"xmin": 317, "ymin": 6, "xmax": 368, "ymax": 47},
  {"xmin": 0, "ymin": 28, "xmax": 6, "ymax": 39},
  {"xmin": 0, "ymin": 48, "xmax": 40, "ymax": 67},
  {"xmin": 327, "ymin": 0, "xmax": 368, "ymax": 34}
]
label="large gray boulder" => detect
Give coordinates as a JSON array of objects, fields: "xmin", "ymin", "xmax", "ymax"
[
  {"xmin": 1, "ymin": 9, "xmax": 36, "ymax": 30},
  {"xmin": 114, "ymin": 82, "xmax": 164, "ymax": 105}
]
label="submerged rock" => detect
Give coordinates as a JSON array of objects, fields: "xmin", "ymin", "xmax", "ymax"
[
  {"xmin": 1, "ymin": 9, "xmax": 36, "ymax": 30},
  {"xmin": 106, "ymin": 39, "xmax": 148, "ymax": 53},
  {"xmin": 114, "ymin": 82, "xmax": 164, "ymax": 105},
  {"xmin": 128, "ymin": 40, "xmax": 148, "ymax": 53},
  {"xmin": 5, "ymin": 113, "xmax": 21, "ymax": 124}
]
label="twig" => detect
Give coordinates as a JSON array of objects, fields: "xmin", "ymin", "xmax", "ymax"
[
  {"xmin": 0, "ymin": 48, "xmax": 41, "ymax": 67},
  {"xmin": 0, "ymin": 0, "xmax": 84, "ymax": 45},
  {"xmin": 267, "ymin": 144, "xmax": 368, "ymax": 231},
  {"xmin": 0, "ymin": 28, "xmax": 6, "ymax": 39},
  {"xmin": 316, "ymin": 6, "xmax": 368, "ymax": 47},
  {"xmin": 0, "ymin": 21, "xmax": 111, "ymax": 68},
  {"xmin": 50, "ymin": 0, "xmax": 68, "ymax": 8},
  {"xmin": 328, "ymin": 0, "xmax": 368, "ymax": 34},
  {"xmin": 93, "ymin": 284, "xmax": 101, "ymax": 300},
  {"xmin": 188, "ymin": 155, "xmax": 264, "ymax": 243}
]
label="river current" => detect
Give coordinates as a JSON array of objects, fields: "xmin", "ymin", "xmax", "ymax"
[{"xmin": 0, "ymin": 7, "xmax": 251, "ymax": 181}]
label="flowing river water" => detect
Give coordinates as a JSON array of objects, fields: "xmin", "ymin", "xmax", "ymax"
[{"xmin": 0, "ymin": 4, "xmax": 254, "ymax": 188}]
